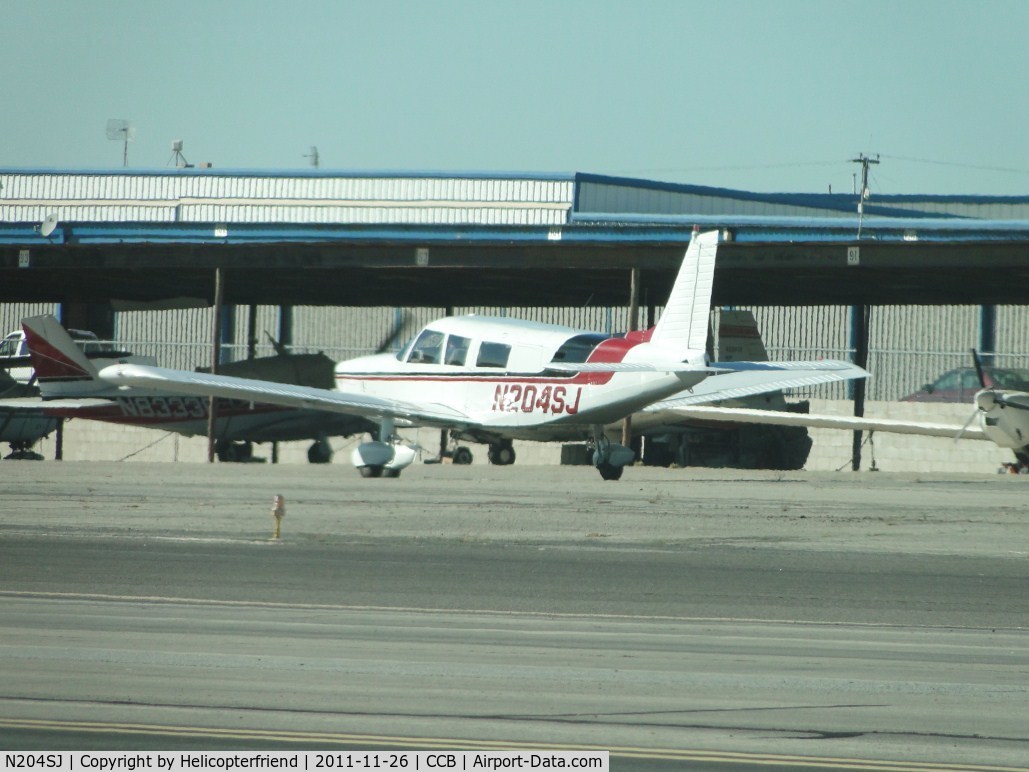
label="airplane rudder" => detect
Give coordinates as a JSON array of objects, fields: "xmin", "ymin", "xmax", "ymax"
[
  {"xmin": 649, "ymin": 230, "xmax": 718, "ymax": 353},
  {"xmin": 22, "ymin": 315, "xmax": 99, "ymax": 381}
]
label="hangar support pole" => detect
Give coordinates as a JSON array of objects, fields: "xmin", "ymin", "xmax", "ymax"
[
  {"xmin": 979, "ymin": 305, "xmax": 997, "ymax": 368},
  {"xmin": 622, "ymin": 268, "xmax": 640, "ymax": 450},
  {"xmin": 850, "ymin": 304, "xmax": 870, "ymax": 471},
  {"xmin": 206, "ymin": 268, "xmax": 224, "ymax": 464},
  {"xmin": 440, "ymin": 306, "xmax": 455, "ymax": 460},
  {"xmin": 247, "ymin": 304, "xmax": 258, "ymax": 360},
  {"xmin": 278, "ymin": 306, "xmax": 293, "ymax": 350},
  {"xmin": 271, "ymin": 305, "xmax": 294, "ymax": 464}
]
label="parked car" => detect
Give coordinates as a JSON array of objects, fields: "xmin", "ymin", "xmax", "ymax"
[{"xmin": 902, "ymin": 366, "xmax": 1029, "ymax": 403}]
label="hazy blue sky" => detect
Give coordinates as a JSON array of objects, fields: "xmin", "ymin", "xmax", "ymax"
[{"xmin": 3, "ymin": 0, "xmax": 1028, "ymax": 195}]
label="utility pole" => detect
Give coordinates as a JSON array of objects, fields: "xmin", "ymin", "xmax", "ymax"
[{"xmin": 851, "ymin": 153, "xmax": 879, "ymax": 239}]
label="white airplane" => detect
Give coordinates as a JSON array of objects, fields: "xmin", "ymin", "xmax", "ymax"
[
  {"xmin": 666, "ymin": 363, "xmax": 1029, "ymax": 474},
  {"xmin": 93, "ymin": 231, "xmax": 867, "ymax": 480}
]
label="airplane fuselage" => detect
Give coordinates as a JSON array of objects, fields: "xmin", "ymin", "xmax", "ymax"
[{"xmin": 335, "ymin": 315, "xmax": 708, "ymax": 442}]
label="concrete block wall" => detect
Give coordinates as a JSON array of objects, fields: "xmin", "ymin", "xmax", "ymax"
[{"xmin": 19, "ymin": 401, "xmax": 1016, "ymax": 475}]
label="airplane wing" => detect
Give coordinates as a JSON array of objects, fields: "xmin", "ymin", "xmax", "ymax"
[
  {"xmin": 658, "ymin": 404, "xmax": 990, "ymax": 441},
  {"xmin": 98, "ymin": 363, "xmax": 473, "ymax": 427},
  {"xmin": 644, "ymin": 360, "xmax": 868, "ymax": 409}
]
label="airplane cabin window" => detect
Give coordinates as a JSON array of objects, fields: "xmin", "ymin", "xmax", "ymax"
[
  {"xmin": 407, "ymin": 330, "xmax": 444, "ymax": 364},
  {"xmin": 445, "ymin": 334, "xmax": 470, "ymax": 366},
  {"xmin": 476, "ymin": 341, "xmax": 511, "ymax": 368}
]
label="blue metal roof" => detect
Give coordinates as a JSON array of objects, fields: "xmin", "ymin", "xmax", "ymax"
[
  {"xmin": 3, "ymin": 168, "xmax": 1028, "ymax": 247},
  {"xmin": 5, "ymin": 215, "xmax": 1029, "ymax": 248}
]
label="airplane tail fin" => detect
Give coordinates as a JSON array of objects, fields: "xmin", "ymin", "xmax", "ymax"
[
  {"xmin": 713, "ymin": 309, "xmax": 790, "ymax": 410},
  {"xmin": 648, "ymin": 230, "xmax": 718, "ymax": 355},
  {"xmin": 715, "ymin": 309, "xmax": 768, "ymax": 362},
  {"xmin": 21, "ymin": 315, "xmax": 105, "ymax": 396}
]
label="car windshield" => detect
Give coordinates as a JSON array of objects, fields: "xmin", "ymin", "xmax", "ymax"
[{"xmin": 990, "ymin": 369, "xmax": 1029, "ymax": 389}]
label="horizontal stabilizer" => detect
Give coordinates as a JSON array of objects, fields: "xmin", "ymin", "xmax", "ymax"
[{"xmin": 646, "ymin": 360, "xmax": 868, "ymax": 409}]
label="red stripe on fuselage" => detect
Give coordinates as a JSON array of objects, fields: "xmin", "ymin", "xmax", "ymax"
[{"xmin": 585, "ymin": 336, "xmax": 637, "ymax": 363}]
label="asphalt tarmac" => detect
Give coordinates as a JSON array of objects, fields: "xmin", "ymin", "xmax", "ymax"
[{"xmin": 1, "ymin": 461, "xmax": 1027, "ymax": 770}]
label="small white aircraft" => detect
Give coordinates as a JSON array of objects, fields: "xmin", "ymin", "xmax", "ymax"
[{"xmin": 94, "ymin": 230, "xmax": 867, "ymax": 480}]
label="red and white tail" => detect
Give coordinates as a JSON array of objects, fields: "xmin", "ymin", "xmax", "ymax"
[
  {"xmin": 21, "ymin": 315, "xmax": 103, "ymax": 396},
  {"xmin": 648, "ymin": 230, "xmax": 718, "ymax": 356}
]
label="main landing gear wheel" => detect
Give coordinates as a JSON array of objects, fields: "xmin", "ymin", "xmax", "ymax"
[
  {"xmin": 597, "ymin": 462, "xmax": 624, "ymax": 481},
  {"xmin": 307, "ymin": 439, "xmax": 333, "ymax": 464},
  {"xmin": 452, "ymin": 446, "xmax": 474, "ymax": 465},
  {"xmin": 4, "ymin": 443, "xmax": 44, "ymax": 461},
  {"xmin": 358, "ymin": 465, "xmax": 402, "ymax": 478},
  {"xmin": 488, "ymin": 440, "xmax": 516, "ymax": 466},
  {"xmin": 215, "ymin": 439, "xmax": 253, "ymax": 463}
]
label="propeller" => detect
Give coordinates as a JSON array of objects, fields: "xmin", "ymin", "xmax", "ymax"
[
  {"xmin": 954, "ymin": 349, "xmax": 988, "ymax": 442},
  {"xmin": 260, "ymin": 311, "xmax": 411, "ymax": 360},
  {"xmin": 971, "ymin": 348, "xmax": 987, "ymax": 389},
  {"xmin": 375, "ymin": 310, "xmax": 411, "ymax": 354},
  {"xmin": 264, "ymin": 331, "xmax": 289, "ymax": 356}
]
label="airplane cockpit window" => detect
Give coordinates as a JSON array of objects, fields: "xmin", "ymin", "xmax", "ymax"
[
  {"xmin": 407, "ymin": 329, "xmax": 445, "ymax": 364},
  {"xmin": 551, "ymin": 333, "xmax": 611, "ymax": 363},
  {"xmin": 476, "ymin": 341, "xmax": 511, "ymax": 368},
  {"xmin": 444, "ymin": 334, "xmax": 470, "ymax": 366}
]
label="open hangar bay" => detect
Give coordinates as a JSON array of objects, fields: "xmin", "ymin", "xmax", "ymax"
[
  {"xmin": 3, "ymin": 169, "xmax": 1029, "ymax": 409},
  {"xmin": 2, "ymin": 171, "xmax": 1029, "ymax": 768}
]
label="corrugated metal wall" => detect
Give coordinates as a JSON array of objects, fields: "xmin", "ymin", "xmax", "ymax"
[
  {"xmin": 0, "ymin": 303, "xmax": 59, "ymax": 337},
  {"xmin": 66, "ymin": 303, "xmax": 1029, "ymax": 403},
  {"xmin": 4, "ymin": 301, "xmax": 1026, "ymax": 402},
  {"xmin": 0, "ymin": 173, "xmax": 575, "ymax": 225}
]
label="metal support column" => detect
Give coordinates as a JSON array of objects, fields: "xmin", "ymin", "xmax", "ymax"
[
  {"xmin": 206, "ymin": 268, "xmax": 224, "ymax": 464},
  {"xmin": 621, "ymin": 267, "xmax": 640, "ymax": 450},
  {"xmin": 246, "ymin": 304, "xmax": 258, "ymax": 360},
  {"xmin": 979, "ymin": 305, "xmax": 997, "ymax": 368},
  {"xmin": 849, "ymin": 304, "xmax": 870, "ymax": 471}
]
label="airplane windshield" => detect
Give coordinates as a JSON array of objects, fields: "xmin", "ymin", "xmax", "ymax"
[
  {"xmin": 395, "ymin": 335, "xmax": 417, "ymax": 362},
  {"xmin": 0, "ymin": 335, "xmax": 19, "ymax": 358},
  {"xmin": 406, "ymin": 329, "xmax": 445, "ymax": 365}
]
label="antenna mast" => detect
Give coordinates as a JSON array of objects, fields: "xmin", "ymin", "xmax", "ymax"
[{"xmin": 105, "ymin": 119, "xmax": 135, "ymax": 167}]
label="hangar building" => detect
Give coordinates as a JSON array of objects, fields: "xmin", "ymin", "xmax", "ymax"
[{"xmin": 2, "ymin": 169, "xmax": 1028, "ymax": 470}]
